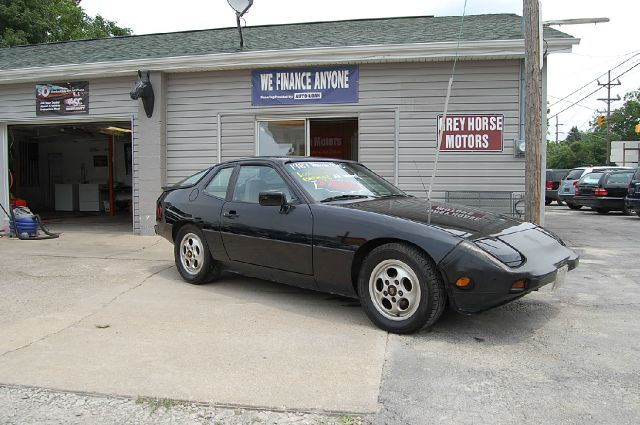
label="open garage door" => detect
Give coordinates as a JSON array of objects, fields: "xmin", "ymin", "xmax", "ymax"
[{"xmin": 7, "ymin": 121, "xmax": 132, "ymax": 232}]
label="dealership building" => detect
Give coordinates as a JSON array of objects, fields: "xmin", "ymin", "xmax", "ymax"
[{"xmin": 0, "ymin": 14, "xmax": 577, "ymax": 235}]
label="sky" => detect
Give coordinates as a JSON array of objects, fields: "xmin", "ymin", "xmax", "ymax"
[{"xmin": 81, "ymin": 0, "xmax": 640, "ymax": 141}]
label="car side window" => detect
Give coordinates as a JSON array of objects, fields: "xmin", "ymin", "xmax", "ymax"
[
  {"xmin": 232, "ymin": 165, "xmax": 297, "ymax": 204},
  {"xmin": 204, "ymin": 167, "xmax": 234, "ymax": 199}
]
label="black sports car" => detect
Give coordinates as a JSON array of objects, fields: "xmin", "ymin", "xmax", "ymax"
[{"xmin": 156, "ymin": 157, "xmax": 579, "ymax": 334}]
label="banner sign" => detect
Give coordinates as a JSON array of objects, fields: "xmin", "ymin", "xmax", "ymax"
[
  {"xmin": 252, "ymin": 66, "xmax": 359, "ymax": 106},
  {"xmin": 36, "ymin": 81, "xmax": 89, "ymax": 115},
  {"xmin": 437, "ymin": 114, "xmax": 504, "ymax": 152}
]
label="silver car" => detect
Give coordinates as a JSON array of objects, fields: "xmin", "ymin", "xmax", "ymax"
[{"xmin": 558, "ymin": 166, "xmax": 633, "ymax": 209}]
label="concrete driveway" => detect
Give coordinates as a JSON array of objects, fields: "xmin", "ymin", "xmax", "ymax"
[
  {"xmin": 0, "ymin": 220, "xmax": 386, "ymax": 414},
  {"xmin": 1, "ymin": 208, "xmax": 639, "ymax": 424}
]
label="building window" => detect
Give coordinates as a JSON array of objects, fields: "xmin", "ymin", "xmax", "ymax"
[{"xmin": 258, "ymin": 120, "xmax": 306, "ymax": 156}]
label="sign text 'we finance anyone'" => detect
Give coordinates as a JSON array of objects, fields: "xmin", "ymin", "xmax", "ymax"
[{"xmin": 252, "ymin": 66, "xmax": 359, "ymax": 106}]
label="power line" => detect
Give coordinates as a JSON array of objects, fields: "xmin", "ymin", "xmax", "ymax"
[
  {"xmin": 547, "ymin": 94, "xmax": 598, "ymax": 111},
  {"xmin": 548, "ymin": 61, "xmax": 640, "ymax": 119},
  {"xmin": 549, "ymin": 51, "xmax": 640, "ymax": 108}
]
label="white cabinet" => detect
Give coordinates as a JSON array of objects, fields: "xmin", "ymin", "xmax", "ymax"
[
  {"xmin": 54, "ymin": 184, "xmax": 78, "ymax": 211},
  {"xmin": 78, "ymin": 184, "xmax": 101, "ymax": 212}
]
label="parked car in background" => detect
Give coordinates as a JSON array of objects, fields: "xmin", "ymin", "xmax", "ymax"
[
  {"xmin": 545, "ymin": 169, "xmax": 571, "ymax": 205},
  {"xmin": 155, "ymin": 157, "xmax": 578, "ymax": 334},
  {"xmin": 558, "ymin": 166, "xmax": 633, "ymax": 209},
  {"xmin": 625, "ymin": 167, "xmax": 640, "ymax": 217},
  {"xmin": 573, "ymin": 169, "xmax": 635, "ymax": 214}
]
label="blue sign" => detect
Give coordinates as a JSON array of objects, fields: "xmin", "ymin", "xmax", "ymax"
[{"xmin": 252, "ymin": 66, "xmax": 359, "ymax": 106}]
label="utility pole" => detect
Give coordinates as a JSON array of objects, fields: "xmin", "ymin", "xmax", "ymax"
[
  {"xmin": 523, "ymin": 0, "xmax": 542, "ymax": 224},
  {"xmin": 598, "ymin": 70, "xmax": 621, "ymax": 164},
  {"xmin": 555, "ymin": 115, "xmax": 563, "ymax": 143}
]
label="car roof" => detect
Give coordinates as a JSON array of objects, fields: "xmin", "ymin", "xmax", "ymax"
[{"xmin": 222, "ymin": 156, "xmax": 359, "ymax": 165}]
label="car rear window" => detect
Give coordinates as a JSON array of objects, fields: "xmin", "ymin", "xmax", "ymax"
[
  {"xmin": 605, "ymin": 172, "xmax": 634, "ymax": 185},
  {"xmin": 175, "ymin": 168, "xmax": 210, "ymax": 187},
  {"xmin": 580, "ymin": 173, "xmax": 602, "ymax": 184},
  {"xmin": 566, "ymin": 169, "xmax": 584, "ymax": 180}
]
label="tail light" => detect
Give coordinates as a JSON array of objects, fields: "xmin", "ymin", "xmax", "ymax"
[
  {"xmin": 156, "ymin": 205, "xmax": 164, "ymax": 220},
  {"xmin": 594, "ymin": 188, "xmax": 608, "ymax": 196},
  {"xmin": 572, "ymin": 180, "xmax": 579, "ymax": 187},
  {"xmin": 575, "ymin": 188, "xmax": 581, "ymax": 195},
  {"xmin": 546, "ymin": 180, "xmax": 553, "ymax": 190}
]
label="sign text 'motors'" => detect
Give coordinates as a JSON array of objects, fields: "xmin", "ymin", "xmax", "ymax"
[{"xmin": 437, "ymin": 114, "xmax": 504, "ymax": 152}]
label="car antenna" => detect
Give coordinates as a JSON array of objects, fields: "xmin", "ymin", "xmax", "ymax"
[{"xmin": 427, "ymin": 0, "xmax": 468, "ymax": 202}]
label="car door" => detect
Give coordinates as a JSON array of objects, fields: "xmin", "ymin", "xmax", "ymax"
[{"xmin": 220, "ymin": 163, "xmax": 313, "ymax": 275}]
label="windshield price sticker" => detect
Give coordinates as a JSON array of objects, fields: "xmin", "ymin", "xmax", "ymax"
[{"xmin": 437, "ymin": 114, "xmax": 504, "ymax": 152}]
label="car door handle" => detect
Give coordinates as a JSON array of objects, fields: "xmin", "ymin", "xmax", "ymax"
[{"xmin": 223, "ymin": 210, "xmax": 239, "ymax": 219}]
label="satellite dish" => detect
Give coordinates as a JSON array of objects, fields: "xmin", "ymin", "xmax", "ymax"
[
  {"xmin": 228, "ymin": 0, "xmax": 253, "ymax": 17},
  {"xmin": 227, "ymin": 0, "xmax": 253, "ymax": 48}
]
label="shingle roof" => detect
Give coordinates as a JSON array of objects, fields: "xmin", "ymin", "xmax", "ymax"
[{"xmin": 0, "ymin": 14, "xmax": 573, "ymax": 71}]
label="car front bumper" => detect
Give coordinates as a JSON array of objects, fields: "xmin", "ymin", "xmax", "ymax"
[{"xmin": 438, "ymin": 227, "xmax": 579, "ymax": 314}]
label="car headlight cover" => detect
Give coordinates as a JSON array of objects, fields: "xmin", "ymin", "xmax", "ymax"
[{"xmin": 474, "ymin": 238, "xmax": 524, "ymax": 267}]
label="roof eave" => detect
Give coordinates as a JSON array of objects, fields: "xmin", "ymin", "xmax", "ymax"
[{"xmin": 0, "ymin": 37, "xmax": 579, "ymax": 84}]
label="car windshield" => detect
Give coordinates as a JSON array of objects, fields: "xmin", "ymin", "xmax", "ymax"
[
  {"xmin": 565, "ymin": 169, "xmax": 584, "ymax": 180},
  {"xmin": 175, "ymin": 168, "xmax": 210, "ymax": 187},
  {"xmin": 580, "ymin": 173, "xmax": 603, "ymax": 185},
  {"xmin": 285, "ymin": 161, "xmax": 405, "ymax": 202}
]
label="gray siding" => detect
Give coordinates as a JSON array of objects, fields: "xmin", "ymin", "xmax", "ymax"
[{"xmin": 165, "ymin": 60, "xmax": 523, "ymax": 200}]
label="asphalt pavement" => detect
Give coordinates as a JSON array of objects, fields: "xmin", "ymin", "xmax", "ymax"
[{"xmin": 0, "ymin": 207, "xmax": 638, "ymax": 424}]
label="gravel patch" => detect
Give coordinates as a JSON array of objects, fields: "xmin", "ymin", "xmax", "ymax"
[{"xmin": 0, "ymin": 385, "xmax": 369, "ymax": 425}]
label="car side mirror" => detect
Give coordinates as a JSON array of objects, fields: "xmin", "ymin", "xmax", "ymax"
[{"xmin": 259, "ymin": 191, "xmax": 286, "ymax": 207}]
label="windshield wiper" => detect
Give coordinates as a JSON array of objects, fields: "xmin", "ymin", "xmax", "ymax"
[
  {"xmin": 374, "ymin": 194, "xmax": 407, "ymax": 199},
  {"xmin": 320, "ymin": 194, "xmax": 371, "ymax": 203}
]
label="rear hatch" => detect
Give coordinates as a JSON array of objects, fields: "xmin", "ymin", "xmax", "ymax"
[
  {"xmin": 604, "ymin": 171, "xmax": 634, "ymax": 198},
  {"xmin": 576, "ymin": 172, "xmax": 603, "ymax": 196}
]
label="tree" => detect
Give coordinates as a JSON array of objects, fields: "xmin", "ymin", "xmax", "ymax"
[
  {"xmin": 0, "ymin": 0, "xmax": 131, "ymax": 48},
  {"xmin": 548, "ymin": 88, "xmax": 640, "ymax": 168},
  {"xmin": 564, "ymin": 126, "xmax": 581, "ymax": 143}
]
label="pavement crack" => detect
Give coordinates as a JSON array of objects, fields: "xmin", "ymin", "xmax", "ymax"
[{"xmin": 0, "ymin": 265, "xmax": 174, "ymax": 359}]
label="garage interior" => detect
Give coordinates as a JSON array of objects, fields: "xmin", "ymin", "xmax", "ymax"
[{"xmin": 7, "ymin": 122, "xmax": 133, "ymax": 229}]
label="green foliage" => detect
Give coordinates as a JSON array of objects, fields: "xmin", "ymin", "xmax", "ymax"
[
  {"xmin": 0, "ymin": 0, "xmax": 131, "ymax": 47},
  {"xmin": 548, "ymin": 89, "xmax": 640, "ymax": 168}
]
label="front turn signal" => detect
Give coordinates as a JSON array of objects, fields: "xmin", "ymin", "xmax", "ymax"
[
  {"xmin": 455, "ymin": 277, "xmax": 472, "ymax": 289},
  {"xmin": 511, "ymin": 279, "xmax": 527, "ymax": 292}
]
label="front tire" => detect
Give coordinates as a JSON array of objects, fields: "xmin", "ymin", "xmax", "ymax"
[
  {"xmin": 174, "ymin": 225, "xmax": 220, "ymax": 285},
  {"xmin": 595, "ymin": 208, "xmax": 609, "ymax": 215},
  {"xmin": 358, "ymin": 243, "xmax": 446, "ymax": 334}
]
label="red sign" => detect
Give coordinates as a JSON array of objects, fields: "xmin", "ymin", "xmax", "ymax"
[{"xmin": 437, "ymin": 114, "xmax": 504, "ymax": 152}]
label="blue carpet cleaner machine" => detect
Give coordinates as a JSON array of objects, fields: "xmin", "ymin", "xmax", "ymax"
[{"xmin": 0, "ymin": 203, "xmax": 60, "ymax": 240}]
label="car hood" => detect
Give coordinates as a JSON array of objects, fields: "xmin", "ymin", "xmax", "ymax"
[{"xmin": 338, "ymin": 196, "xmax": 535, "ymax": 239}]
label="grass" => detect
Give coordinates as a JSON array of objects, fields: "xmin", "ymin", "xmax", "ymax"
[
  {"xmin": 338, "ymin": 416, "xmax": 363, "ymax": 425},
  {"xmin": 135, "ymin": 397, "xmax": 181, "ymax": 414}
]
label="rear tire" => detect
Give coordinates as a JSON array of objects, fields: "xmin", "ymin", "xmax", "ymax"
[
  {"xmin": 174, "ymin": 224, "xmax": 220, "ymax": 285},
  {"xmin": 636, "ymin": 211, "xmax": 640, "ymax": 218},
  {"xmin": 595, "ymin": 208, "xmax": 609, "ymax": 215},
  {"xmin": 358, "ymin": 243, "xmax": 446, "ymax": 334},
  {"xmin": 556, "ymin": 199, "xmax": 564, "ymax": 206},
  {"xmin": 545, "ymin": 198, "xmax": 552, "ymax": 206},
  {"xmin": 567, "ymin": 202, "xmax": 582, "ymax": 210}
]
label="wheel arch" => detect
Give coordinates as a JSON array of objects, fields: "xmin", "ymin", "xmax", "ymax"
[{"xmin": 350, "ymin": 238, "xmax": 438, "ymax": 296}]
